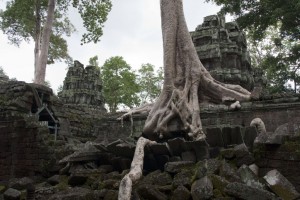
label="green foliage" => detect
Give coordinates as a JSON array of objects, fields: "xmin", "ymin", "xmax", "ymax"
[
  {"xmin": 72, "ymin": 0, "xmax": 112, "ymax": 44},
  {"xmin": 137, "ymin": 63, "xmax": 163, "ymax": 103},
  {"xmin": 0, "ymin": 66, "xmax": 6, "ymax": 76},
  {"xmin": 89, "ymin": 55, "xmax": 100, "ymax": 67},
  {"xmin": 0, "ymin": 0, "xmax": 74, "ymax": 64},
  {"xmin": 101, "ymin": 56, "xmax": 140, "ymax": 112},
  {"xmin": 206, "ymin": 0, "xmax": 300, "ymax": 41},
  {"xmin": 0, "ymin": 0, "xmax": 112, "ymax": 64},
  {"xmin": 247, "ymin": 26, "xmax": 300, "ymax": 93}
]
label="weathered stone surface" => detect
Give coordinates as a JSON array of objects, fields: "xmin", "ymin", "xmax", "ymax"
[
  {"xmin": 264, "ymin": 169, "xmax": 300, "ymax": 200},
  {"xmin": 136, "ymin": 184, "xmax": 168, "ymax": 200},
  {"xmin": 106, "ymin": 139, "xmax": 135, "ymax": 158},
  {"xmin": 219, "ymin": 161, "xmax": 241, "ymax": 182},
  {"xmin": 191, "ymin": 176, "xmax": 213, "ymax": 200},
  {"xmin": 150, "ymin": 143, "xmax": 170, "ymax": 155},
  {"xmin": 167, "ymin": 138, "xmax": 185, "ymax": 156},
  {"xmin": 234, "ymin": 143, "xmax": 255, "ymax": 167},
  {"xmin": 173, "ymin": 168, "xmax": 194, "ymax": 189},
  {"xmin": 48, "ymin": 187, "xmax": 94, "ymax": 200},
  {"xmin": 9, "ymin": 177, "xmax": 34, "ymax": 190},
  {"xmin": 171, "ymin": 185, "xmax": 191, "ymax": 200},
  {"xmin": 222, "ymin": 127, "xmax": 243, "ymax": 147},
  {"xmin": 181, "ymin": 151, "xmax": 197, "ymax": 162},
  {"xmin": 68, "ymin": 174, "xmax": 88, "ymax": 186},
  {"xmin": 58, "ymin": 61, "xmax": 105, "ymax": 110},
  {"xmin": 209, "ymin": 174, "xmax": 229, "ymax": 196},
  {"xmin": 3, "ymin": 188, "xmax": 21, "ymax": 200},
  {"xmin": 243, "ymin": 126, "xmax": 258, "ymax": 149},
  {"xmin": 47, "ymin": 175, "xmax": 61, "ymax": 186},
  {"xmin": 249, "ymin": 164, "xmax": 259, "ymax": 176},
  {"xmin": 164, "ymin": 161, "xmax": 194, "ymax": 173},
  {"xmin": 192, "ymin": 15, "xmax": 256, "ymax": 91},
  {"xmin": 142, "ymin": 170, "xmax": 173, "ymax": 186},
  {"xmin": 206, "ymin": 128, "xmax": 224, "ymax": 147},
  {"xmin": 237, "ymin": 164, "xmax": 265, "ymax": 189},
  {"xmin": 224, "ymin": 182, "xmax": 276, "ymax": 200}
]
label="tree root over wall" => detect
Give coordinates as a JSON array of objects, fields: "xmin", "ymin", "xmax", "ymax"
[
  {"xmin": 118, "ymin": 0, "xmax": 251, "ymax": 198},
  {"xmin": 118, "ymin": 137, "xmax": 156, "ymax": 200}
]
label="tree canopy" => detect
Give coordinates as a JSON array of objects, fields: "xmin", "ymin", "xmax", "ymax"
[
  {"xmin": 0, "ymin": 0, "xmax": 112, "ymax": 84},
  {"xmin": 206, "ymin": 0, "xmax": 300, "ymax": 41},
  {"xmin": 101, "ymin": 56, "xmax": 140, "ymax": 113},
  {"xmin": 137, "ymin": 64, "xmax": 163, "ymax": 104}
]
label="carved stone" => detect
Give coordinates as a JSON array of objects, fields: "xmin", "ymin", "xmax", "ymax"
[{"xmin": 192, "ymin": 15, "xmax": 256, "ymax": 91}]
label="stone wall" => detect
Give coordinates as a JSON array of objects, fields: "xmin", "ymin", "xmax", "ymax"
[
  {"xmin": 0, "ymin": 82, "xmax": 55, "ymax": 181},
  {"xmin": 255, "ymin": 136, "xmax": 300, "ymax": 192},
  {"xmin": 105, "ymin": 94, "xmax": 300, "ymax": 142}
]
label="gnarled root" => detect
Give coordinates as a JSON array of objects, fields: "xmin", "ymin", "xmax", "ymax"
[
  {"xmin": 117, "ymin": 103, "xmax": 153, "ymax": 121},
  {"xmin": 118, "ymin": 137, "xmax": 156, "ymax": 200}
]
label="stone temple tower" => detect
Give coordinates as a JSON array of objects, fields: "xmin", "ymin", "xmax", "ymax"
[
  {"xmin": 58, "ymin": 60, "xmax": 106, "ymax": 111},
  {"xmin": 191, "ymin": 15, "xmax": 255, "ymax": 91}
]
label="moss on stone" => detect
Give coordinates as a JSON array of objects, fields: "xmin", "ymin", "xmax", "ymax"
[
  {"xmin": 56, "ymin": 176, "xmax": 69, "ymax": 191},
  {"xmin": 271, "ymin": 184, "xmax": 299, "ymax": 200},
  {"xmin": 0, "ymin": 185, "xmax": 6, "ymax": 194}
]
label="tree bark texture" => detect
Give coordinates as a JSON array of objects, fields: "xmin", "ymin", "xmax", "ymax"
[
  {"xmin": 141, "ymin": 0, "xmax": 251, "ymax": 141},
  {"xmin": 34, "ymin": 0, "xmax": 56, "ymax": 84},
  {"xmin": 118, "ymin": 137, "xmax": 156, "ymax": 200},
  {"xmin": 34, "ymin": 0, "xmax": 41, "ymax": 80}
]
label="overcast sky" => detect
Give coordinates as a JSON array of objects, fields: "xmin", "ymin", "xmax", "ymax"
[{"xmin": 0, "ymin": 0, "xmax": 223, "ymax": 92}]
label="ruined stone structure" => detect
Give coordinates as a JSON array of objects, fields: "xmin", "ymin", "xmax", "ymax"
[
  {"xmin": 58, "ymin": 60, "xmax": 106, "ymax": 111},
  {"xmin": 192, "ymin": 15, "xmax": 255, "ymax": 91}
]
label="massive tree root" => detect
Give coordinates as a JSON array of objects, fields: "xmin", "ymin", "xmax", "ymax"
[
  {"xmin": 140, "ymin": 0, "xmax": 250, "ymax": 141},
  {"xmin": 118, "ymin": 137, "xmax": 156, "ymax": 200},
  {"xmin": 119, "ymin": 0, "xmax": 250, "ymax": 141},
  {"xmin": 118, "ymin": 1, "xmax": 251, "ymax": 198}
]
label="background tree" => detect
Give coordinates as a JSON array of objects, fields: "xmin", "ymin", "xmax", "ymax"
[
  {"xmin": 137, "ymin": 64, "xmax": 163, "ymax": 104},
  {"xmin": 101, "ymin": 56, "xmax": 140, "ymax": 112},
  {"xmin": 0, "ymin": 0, "xmax": 112, "ymax": 84},
  {"xmin": 89, "ymin": 55, "xmax": 100, "ymax": 68}
]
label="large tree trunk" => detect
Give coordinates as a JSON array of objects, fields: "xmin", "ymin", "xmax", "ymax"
[
  {"xmin": 142, "ymin": 0, "xmax": 251, "ymax": 141},
  {"xmin": 34, "ymin": 0, "xmax": 56, "ymax": 84},
  {"xmin": 34, "ymin": 0, "xmax": 41, "ymax": 80}
]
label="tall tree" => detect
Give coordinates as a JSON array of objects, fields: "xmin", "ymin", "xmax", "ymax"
[
  {"xmin": 119, "ymin": 0, "xmax": 251, "ymax": 197},
  {"xmin": 137, "ymin": 64, "xmax": 163, "ymax": 104},
  {"xmin": 101, "ymin": 56, "xmax": 140, "ymax": 112},
  {"xmin": 0, "ymin": 0, "xmax": 112, "ymax": 84}
]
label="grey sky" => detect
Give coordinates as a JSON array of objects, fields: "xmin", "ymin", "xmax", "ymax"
[{"xmin": 0, "ymin": 0, "xmax": 222, "ymax": 92}]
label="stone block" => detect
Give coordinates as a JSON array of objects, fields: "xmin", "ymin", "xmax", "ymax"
[
  {"xmin": 3, "ymin": 188, "xmax": 21, "ymax": 200},
  {"xmin": 224, "ymin": 182, "xmax": 275, "ymax": 200},
  {"xmin": 264, "ymin": 169, "xmax": 300, "ymax": 200},
  {"xmin": 167, "ymin": 138, "xmax": 185, "ymax": 156},
  {"xmin": 181, "ymin": 151, "xmax": 196, "ymax": 162},
  {"xmin": 171, "ymin": 185, "xmax": 191, "ymax": 200},
  {"xmin": 237, "ymin": 164, "xmax": 265, "ymax": 189},
  {"xmin": 150, "ymin": 143, "xmax": 170, "ymax": 155},
  {"xmin": 191, "ymin": 176, "xmax": 213, "ymax": 200},
  {"xmin": 164, "ymin": 161, "xmax": 194, "ymax": 174},
  {"xmin": 206, "ymin": 127, "xmax": 224, "ymax": 147},
  {"xmin": 243, "ymin": 126, "xmax": 258, "ymax": 149},
  {"xmin": 222, "ymin": 127, "xmax": 243, "ymax": 147}
]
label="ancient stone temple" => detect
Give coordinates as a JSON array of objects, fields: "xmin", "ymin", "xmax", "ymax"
[
  {"xmin": 192, "ymin": 15, "xmax": 254, "ymax": 91},
  {"xmin": 58, "ymin": 60, "xmax": 105, "ymax": 110}
]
